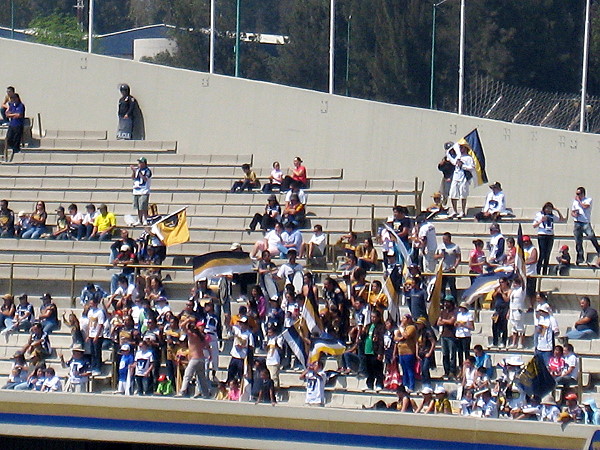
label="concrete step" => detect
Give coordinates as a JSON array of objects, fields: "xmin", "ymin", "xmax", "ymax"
[{"xmin": 43, "ymin": 130, "xmax": 108, "ymax": 140}]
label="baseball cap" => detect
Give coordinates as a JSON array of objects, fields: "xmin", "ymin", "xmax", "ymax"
[
  {"xmin": 560, "ymin": 245, "xmax": 569, "ymax": 252},
  {"xmin": 120, "ymin": 244, "xmax": 130, "ymax": 251},
  {"xmin": 40, "ymin": 293, "xmax": 52, "ymax": 301},
  {"xmin": 72, "ymin": 344, "xmax": 84, "ymax": 352},
  {"xmin": 18, "ymin": 293, "xmax": 27, "ymax": 300},
  {"xmin": 137, "ymin": 157, "xmax": 147, "ymax": 163},
  {"xmin": 157, "ymin": 374, "xmax": 167, "ymax": 382},
  {"xmin": 421, "ymin": 387, "xmax": 433, "ymax": 395},
  {"xmin": 434, "ymin": 386, "xmax": 446, "ymax": 394},
  {"xmin": 1, "ymin": 294, "xmax": 13, "ymax": 301},
  {"xmin": 489, "ymin": 181, "xmax": 502, "ymax": 190},
  {"xmin": 522, "ymin": 235, "xmax": 531, "ymax": 243},
  {"xmin": 230, "ymin": 242, "xmax": 242, "ymax": 251},
  {"xmin": 565, "ymin": 393, "xmax": 578, "ymax": 401},
  {"xmin": 120, "ymin": 344, "xmax": 131, "ymax": 352}
]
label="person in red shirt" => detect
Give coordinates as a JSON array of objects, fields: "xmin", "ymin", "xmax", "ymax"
[{"xmin": 281, "ymin": 156, "xmax": 308, "ymax": 191}]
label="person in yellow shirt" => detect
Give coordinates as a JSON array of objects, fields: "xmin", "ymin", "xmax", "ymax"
[
  {"xmin": 367, "ymin": 280, "xmax": 388, "ymax": 315},
  {"xmin": 89, "ymin": 204, "xmax": 116, "ymax": 241},
  {"xmin": 231, "ymin": 163, "xmax": 259, "ymax": 192}
]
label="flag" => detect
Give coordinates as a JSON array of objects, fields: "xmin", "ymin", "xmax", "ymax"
[
  {"xmin": 383, "ymin": 223, "xmax": 410, "ymax": 267},
  {"xmin": 192, "ymin": 251, "xmax": 253, "ymax": 282},
  {"xmin": 515, "ymin": 224, "xmax": 527, "ymax": 280},
  {"xmin": 301, "ymin": 296, "xmax": 323, "ymax": 335},
  {"xmin": 517, "ymin": 354, "xmax": 556, "ymax": 397},
  {"xmin": 383, "ymin": 265, "xmax": 402, "ymax": 322},
  {"xmin": 281, "ymin": 322, "xmax": 308, "ymax": 369},
  {"xmin": 457, "ymin": 128, "xmax": 488, "ymax": 186},
  {"xmin": 461, "ymin": 270, "xmax": 514, "ymax": 305},
  {"xmin": 427, "ymin": 261, "xmax": 444, "ymax": 325},
  {"xmin": 151, "ymin": 207, "xmax": 190, "ymax": 246},
  {"xmin": 308, "ymin": 337, "xmax": 346, "ymax": 364}
]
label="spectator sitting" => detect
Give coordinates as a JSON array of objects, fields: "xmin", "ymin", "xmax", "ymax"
[
  {"xmin": 110, "ymin": 229, "xmax": 138, "ymax": 264},
  {"xmin": 426, "ymin": 191, "xmax": 447, "ymax": 215},
  {"xmin": 80, "ymin": 282, "xmax": 107, "ymax": 306},
  {"xmin": 22, "ymin": 322, "xmax": 51, "ymax": 365},
  {"xmin": 15, "ymin": 211, "xmax": 30, "ymax": 237},
  {"xmin": 476, "ymin": 182, "xmax": 507, "ymax": 222},
  {"xmin": 81, "ymin": 204, "xmax": 99, "ymax": 240},
  {"xmin": 89, "ymin": 204, "xmax": 116, "ymax": 241},
  {"xmin": 336, "ymin": 232, "xmax": 358, "ymax": 257},
  {"xmin": 281, "ymin": 193, "xmax": 305, "ymax": 227},
  {"xmin": 247, "ymin": 194, "xmax": 281, "ymax": 232},
  {"xmin": 547, "ymin": 345, "xmax": 566, "ymax": 380},
  {"xmin": 356, "ymin": 237, "xmax": 378, "ymax": 271},
  {"xmin": 553, "ymin": 245, "xmax": 571, "ymax": 276},
  {"xmin": 473, "ymin": 344, "xmax": 493, "ymax": 378},
  {"xmin": 262, "ymin": 161, "xmax": 283, "ymax": 193},
  {"xmin": 250, "ymin": 222, "xmax": 284, "ymax": 259},
  {"xmin": 231, "ymin": 163, "xmax": 260, "ymax": 193},
  {"xmin": 0, "ymin": 199, "xmax": 15, "ymax": 238},
  {"xmin": 556, "ymin": 343, "xmax": 578, "ymax": 387},
  {"xmin": 284, "ymin": 181, "xmax": 308, "ymax": 206},
  {"xmin": 138, "ymin": 245, "xmax": 163, "ymax": 279},
  {"xmin": 40, "ymin": 367, "xmax": 62, "ymax": 392},
  {"xmin": 301, "ymin": 224, "xmax": 327, "ymax": 262},
  {"xmin": 433, "ymin": 386, "xmax": 452, "ymax": 414},
  {"xmin": 566, "ymin": 296, "xmax": 598, "ymax": 340},
  {"xmin": 1, "ymin": 293, "xmax": 34, "ymax": 341},
  {"xmin": 281, "ymin": 156, "xmax": 308, "ymax": 191},
  {"xmin": 66, "ymin": 203, "xmax": 85, "ymax": 240},
  {"xmin": 277, "ymin": 222, "xmax": 303, "ymax": 257},
  {"xmin": 486, "ymin": 223, "xmax": 505, "ymax": 269},
  {"xmin": 21, "ymin": 201, "xmax": 47, "ymax": 239},
  {"xmin": 49, "ymin": 206, "xmax": 70, "ymax": 240}
]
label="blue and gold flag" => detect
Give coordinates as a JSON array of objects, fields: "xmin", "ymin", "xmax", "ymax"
[
  {"xmin": 457, "ymin": 128, "xmax": 488, "ymax": 186},
  {"xmin": 517, "ymin": 354, "xmax": 556, "ymax": 397}
]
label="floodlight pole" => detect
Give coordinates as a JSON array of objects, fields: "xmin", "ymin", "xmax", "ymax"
[
  {"xmin": 235, "ymin": 0, "xmax": 240, "ymax": 77},
  {"xmin": 209, "ymin": 0, "xmax": 215, "ymax": 74},
  {"xmin": 329, "ymin": 0, "xmax": 335, "ymax": 94},
  {"xmin": 458, "ymin": 0, "xmax": 465, "ymax": 115},
  {"xmin": 88, "ymin": 0, "xmax": 94, "ymax": 53},
  {"xmin": 10, "ymin": 0, "xmax": 14, "ymax": 39},
  {"xmin": 580, "ymin": 0, "xmax": 591, "ymax": 133}
]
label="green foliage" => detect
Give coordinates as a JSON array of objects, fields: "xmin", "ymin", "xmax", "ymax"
[{"xmin": 29, "ymin": 13, "xmax": 86, "ymax": 51}]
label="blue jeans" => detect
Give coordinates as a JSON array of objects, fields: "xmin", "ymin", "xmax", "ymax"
[
  {"xmin": 441, "ymin": 336, "xmax": 458, "ymax": 377},
  {"xmin": 21, "ymin": 226, "xmax": 46, "ymax": 239},
  {"xmin": 535, "ymin": 349, "xmax": 552, "ymax": 367},
  {"xmin": 574, "ymin": 221, "xmax": 600, "ymax": 263},
  {"xmin": 566, "ymin": 328, "xmax": 598, "ymax": 340},
  {"xmin": 399, "ymin": 354, "xmax": 416, "ymax": 391},
  {"xmin": 420, "ymin": 355, "xmax": 432, "ymax": 387},
  {"xmin": 42, "ymin": 319, "xmax": 59, "ymax": 335}
]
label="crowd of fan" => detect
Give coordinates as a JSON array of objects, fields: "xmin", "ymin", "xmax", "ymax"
[{"xmin": 0, "ymin": 151, "xmax": 599, "ymax": 426}]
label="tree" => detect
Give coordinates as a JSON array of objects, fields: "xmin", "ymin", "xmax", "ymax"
[{"xmin": 30, "ymin": 13, "xmax": 86, "ymax": 51}]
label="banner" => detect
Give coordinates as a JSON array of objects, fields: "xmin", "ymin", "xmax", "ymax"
[
  {"xmin": 192, "ymin": 251, "xmax": 253, "ymax": 282},
  {"xmin": 457, "ymin": 128, "xmax": 488, "ymax": 186},
  {"xmin": 151, "ymin": 207, "xmax": 190, "ymax": 246}
]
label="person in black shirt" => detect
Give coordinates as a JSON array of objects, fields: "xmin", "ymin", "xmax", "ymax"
[
  {"xmin": 566, "ymin": 296, "xmax": 599, "ymax": 340},
  {"xmin": 0, "ymin": 200, "xmax": 15, "ymax": 238},
  {"xmin": 117, "ymin": 84, "xmax": 136, "ymax": 140},
  {"xmin": 438, "ymin": 142, "xmax": 456, "ymax": 207}
]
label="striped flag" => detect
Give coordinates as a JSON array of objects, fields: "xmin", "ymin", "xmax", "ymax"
[
  {"xmin": 281, "ymin": 322, "xmax": 308, "ymax": 369},
  {"xmin": 308, "ymin": 337, "xmax": 346, "ymax": 364},
  {"xmin": 192, "ymin": 251, "xmax": 253, "ymax": 282},
  {"xmin": 457, "ymin": 128, "xmax": 488, "ymax": 186},
  {"xmin": 517, "ymin": 354, "xmax": 556, "ymax": 397},
  {"xmin": 515, "ymin": 224, "xmax": 527, "ymax": 280},
  {"xmin": 151, "ymin": 207, "xmax": 190, "ymax": 246},
  {"xmin": 383, "ymin": 265, "xmax": 402, "ymax": 322},
  {"xmin": 427, "ymin": 261, "xmax": 443, "ymax": 324},
  {"xmin": 301, "ymin": 296, "xmax": 323, "ymax": 335},
  {"xmin": 461, "ymin": 270, "xmax": 514, "ymax": 305}
]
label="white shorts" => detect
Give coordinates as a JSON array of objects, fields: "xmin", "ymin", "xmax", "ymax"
[
  {"xmin": 449, "ymin": 179, "xmax": 469, "ymax": 200},
  {"xmin": 510, "ymin": 309, "xmax": 524, "ymax": 333}
]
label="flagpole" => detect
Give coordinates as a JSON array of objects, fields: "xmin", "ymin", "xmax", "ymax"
[
  {"xmin": 209, "ymin": 0, "xmax": 215, "ymax": 74},
  {"xmin": 88, "ymin": 0, "xmax": 94, "ymax": 54},
  {"xmin": 329, "ymin": 0, "xmax": 335, "ymax": 94},
  {"xmin": 580, "ymin": 0, "xmax": 591, "ymax": 133},
  {"xmin": 458, "ymin": 0, "xmax": 465, "ymax": 115}
]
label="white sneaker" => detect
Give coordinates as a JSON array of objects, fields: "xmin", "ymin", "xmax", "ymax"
[
  {"xmin": 498, "ymin": 343, "xmax": 505, "ymax": 349},
  {"xmin": 517, "ymin": 344, "xmax": 524, "ymax": 350},
  {"xmin": 457, "ymin": 212, "xmax": 465, "ymax": 219},
  {"xmin": 374, "ymin": 386, "xmax": 382, "ymax": 393},
  {"xmin": 448, "ymin": 212, "xmax": 458, "ymax": 219}
]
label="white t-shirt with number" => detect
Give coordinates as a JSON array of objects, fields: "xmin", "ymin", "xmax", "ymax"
[
  {"xmin": 304, "ymin": 369, "xmax": 327, "ymax": 405},
  {"xmin": 134, "ymin": 348, "xmax": 154, "ymax": 376}
]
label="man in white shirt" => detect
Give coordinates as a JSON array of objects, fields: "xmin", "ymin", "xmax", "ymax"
[
  {"xmin": 487, "ymin": 223, "xmax": 505, "ymax": 267},
  {"xmin": 556, "ymin": 343, "xmax": 579, "ymax": 387},
  {"xmin": 278, "ymin": 222, "xmax": 303, "ymax": 256},
  {"xmin": 571, "ymin": 186, "xmax": 600, "ymax": 265},
  {"xmin": 301, "ymin": 360, "xmax": 327, "ymax": 406},
  {"xmin": 447, "ymin": 143, "xmax": 475, "ymax": 218},
  {"xmin": 416, "ymin": 215, "xmax": 437, "ymax": 273},
  {"xmin": 476, "ymin": 182, "xmax": 507, "ymax": 222},
  {"xmin": 226, "ymin": 317, "xmax": 254, "ymax": 383},
  {"xmin": 435, "ymin": 232, "xmax": 461, "ymax": 299},
  {"xmin": 130, "ymin": 156, "xmax": 152, "ymax": 225},
  {"xmin": 535, "ymin": 304, "xmax": 559, "ymax": 366},
  {"xmin": 276, "ymin": 249, "xmax": 304, "ymax": 284},
  {"xmin": 301, "ymin": 224, "xmax": 327, "ymax": 259}
]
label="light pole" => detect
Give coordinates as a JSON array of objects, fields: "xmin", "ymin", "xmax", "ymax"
[
  {"xmin": 345, "ymin": 14, "xmax": 351, "ymax": 96},
  {"xmin": 88, "ymin": 0, "xmax": 94, "ymax": 53},
  {"xmin": 209, "ymin": 0, "xmax": 215, "ymax": 74},
  {"xmin": 234, "ymin": 0, "xmax": 241, "ymax": 77},
  {"xmin": 329, "ymin": 0, "xmax": 335, "ymax": 94},
  {"xmin": 430, "ymin": 0, "xmax": 465, "ymax": 113},
  {"xmin": 580, "ymin": 0, "xmax": 591, "ymax": 132},
  {"xmin": 10, "ymin": 0, "xmax": 14, "ymax": 39}
]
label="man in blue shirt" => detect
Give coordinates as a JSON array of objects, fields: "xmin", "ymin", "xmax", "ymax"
[{"xmin": 5, "ymin": 93, "xmax": 24, "ymax": 155}]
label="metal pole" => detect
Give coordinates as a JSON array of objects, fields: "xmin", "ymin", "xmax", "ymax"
[
  {"xmin": 10, "ymin": 0, "xmax": 14, "ymax": 39},
  {"xmin": 209, "ymin": 0, "xmax": 215, "ymax": 74},
  {"xmin": 580, "ymin": 0, "xmax": 591, "ymax": 133},
  {"xmin": 458, "ymin": 0, "xmax": 465, "ymax": 114},
  {"xmin": 430, "ymin": 3, "xmax": 436, "ymax": 109},
  {"xmin": 88, "ymin": 0, "xmax": 94, "ymax": 54},
  {"xmin": 345, "ymin": 15, "xmax": 351, "ymax": 96},
  {"xmin": 329, "ymin": 0, "xmax": 335, "ymax": 94},
  {"xmin": 235, "ymin": 0, "xmax": 241, "ymax": 77}
]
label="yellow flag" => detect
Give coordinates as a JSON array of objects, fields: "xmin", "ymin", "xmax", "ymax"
[
  {"xmin": 428, "ymin": 261, "xmax": 444, "ymax": 325},
  {"xmin": 151, "ymin": 208, "xmax": 190, "ymax": 246}
]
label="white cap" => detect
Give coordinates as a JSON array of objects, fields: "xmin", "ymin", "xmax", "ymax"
[
  {"xmin": 421, "ymin": 387, "xmax": 433, "ymax": 395},
  {"xmin": 434, "ymin": 386, "xmax": 446, "ymax": 394}
]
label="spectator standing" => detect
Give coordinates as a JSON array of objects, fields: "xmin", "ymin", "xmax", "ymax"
[
  {"xmin": 0, "ymin": 200, "xmax": 15, "ymax": 238},
  {"xmin": 566, "ymin": 296, "xmax": 599, "ymax": 340},
  {"xmin": 469, "ymin": 239, "xmax": 485, "ymax": 283},
  {"xmin": 0, "ymin": 86, "xmax": 15, "ymax": 124},
  {"xmin": 131, "ymin": 157, "xmax": 152, "ymax": 225},
  {"xmin": 522, "ymin": 236, "xmax": 538, "ymax": 305},
  {"xmin": 415, "ymin": 215, "xmax": 437, "ymax": 273},
  {"xmin": 437, "ymin": 295, "xmax": 458, "ymax": 379},
  {"xmin": 362, "ymin": 310, "xmax": 385, "ymax": 392},
  {"xmin": 415, "ymin": 317, "xmax": 436, "ymax": 387},
  {"xmin": 447, "ymin": 143, "xmax": 474, "ymax": 219},
  {"xmin": 404, "ymin": 277, "xmax": 428, "ymax": 320},
  {"xmin": 571, "ymin": 186, "xmax": 600, "ymax": 265},
  {"xmin": 86, "ymin": 297, "xmax": 106, "ymax": 375},
  {"xmin": 532, "ymin": 202, "xmax": 565, "ymax": 275},
  {"xmin": 455, "ymin": 302, "xmax": 474, "ymax": 367},
  {"xmin": 434, "ymin": 232, "xmax": 461, "ymax": 299},
  {"xmin": 486, "ymin": 223, "xmax": 505, "ymax": 268},
  {"xmin": 491, "ymin": 277, "xmax": 510, "ymax": 348},
  {"xmin": 177, "ymin": 317, "xmax": 211, "ymax": 398},
  {"xmin": 117, "ymin": 84, "xmax": 136, "ymax": 140},
  {"xmin": 133, "ymin": 338, "xmax": 155, "ymax": 395},
  {"xmin": 508, "ymin": 276, "xmax": 526, "ymax": 349},
  {"xmin": 5, "ymin": 93, "xmax": 25, "ymax": 155},
  {"xmin": 438, "ymin": 143, "xmax": 455, "ymax": 207},
  {"xmin": 300, "ymin": 360, "xmax": 326, "ymax": 406},
  {"xmin": 534, "ymin": 303, "xmax": 559, "ymax": 366}
]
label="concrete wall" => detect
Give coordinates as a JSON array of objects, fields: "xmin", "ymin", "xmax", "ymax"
[{"xmin": 2, "ymin": 37, "xmax": 599, "ymax": 210}]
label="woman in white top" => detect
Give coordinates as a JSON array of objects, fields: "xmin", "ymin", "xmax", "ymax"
[
  {"xmin": 509, "ymin": 276, "xmax": 526, "ymax": 349},
  {"xmin": 532, "ymin": 202, "xmax": 564, "ymax": 275},
  {"xmin": 262, "ymin": 161, "xmax": 284, "ymax": 193},
  {"xmin": 455, "ymin": 302, "xmax": 474, "ymax": 368}
]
